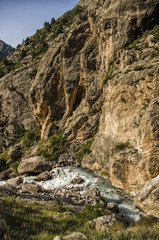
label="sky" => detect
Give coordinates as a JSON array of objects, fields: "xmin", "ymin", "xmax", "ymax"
[{"xmin": 0, "ymin": 0, "xmax": 79, "ymax": 48}]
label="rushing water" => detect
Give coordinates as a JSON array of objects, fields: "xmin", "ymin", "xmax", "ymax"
[{"xmin": 0, "ymin": 166, "xmax": 141, "ymax": 221}]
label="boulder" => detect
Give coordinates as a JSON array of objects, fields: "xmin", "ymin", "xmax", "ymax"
[
  {"xmin": 94, "ymin": 214, "xmax": 117, "ymax": 231},
  {"xmin": 134, "ymin": 175, "xmax": 159, "ymax": 218},
  {"xmin": 64, "ymin": 232, "xmax": 87, "ymax": 240},
  {"xmin": 17, "ymin": 156, "xmax": 52, "ymax": 175},
  {"xmin": 71, "ymin": 177, "xmax": 85, "ymax": 185},
  {"xmin": 18, "ymin": 182, "xmax": 45, "ymax": 194},
  {"xmin": 7, "ymin": 176, "xmax": 23, "ymax": 187},
  {"xmin": 53, "ymin": 237, "xmax": 64, "ymax": 240},
  {"xmin": 8, "ymin": 144, "xmax": 22, "ymax": 161},
  {"xmin": 35, "ymin": 171, "xmax": 52, "ymax": 181}
]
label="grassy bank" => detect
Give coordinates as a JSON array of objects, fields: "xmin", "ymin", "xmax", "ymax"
[{"xmin": 0, "ymin": 196, "xmax": 159, "ymax": 240}]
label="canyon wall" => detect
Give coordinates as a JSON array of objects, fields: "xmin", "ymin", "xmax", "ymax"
[{"xmin": 0, "ymin": 0, "xmax": 159, "ymax": 201}]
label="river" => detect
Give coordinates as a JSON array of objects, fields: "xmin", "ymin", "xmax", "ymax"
[{"xmin": 0, "ymin": 166, "xmax": 141, "ymax": 222}]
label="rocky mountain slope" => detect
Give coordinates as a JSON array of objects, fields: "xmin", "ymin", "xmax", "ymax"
[
  {"xmin": 0, "ymin": 0, "xmax": 159, "ymax": 218},
  {"xmin": 0, "ymin": 40, "xmax": 13, "ymax": 58}
]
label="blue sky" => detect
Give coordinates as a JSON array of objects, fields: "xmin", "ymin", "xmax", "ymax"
[{"xmin": 0, "ymin": 0, "xmax": 79, "ymax": 48}]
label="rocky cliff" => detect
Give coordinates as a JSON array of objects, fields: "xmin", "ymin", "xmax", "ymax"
[
  {"xmin": 0, "ymin": 40, "xmax": 13, "ymax": 58},
  {"xmin": 0, "ymin": 0, "xmax": 159, "ymax": 217}
]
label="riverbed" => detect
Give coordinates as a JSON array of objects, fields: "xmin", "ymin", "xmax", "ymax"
[{"xmin": 0, "ymin": 166, "xmax": 141, "ymax": 221}]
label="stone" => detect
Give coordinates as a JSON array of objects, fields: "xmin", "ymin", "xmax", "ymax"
[
  {"xmin": 18, "ymin": 182, "xmax": 45, "ymax": 194},
  {"xmin": 84, "ymin": 187, "xmax": 100, "ymax": 205},
  {"xmin": 17, "ymin": 156, "xmax": 52, "ymax": 175},
  {"xmin": 35, "ymin": 171, "xmax": 52, "ymax": 181},
  {"xmin": 8, "ymin": 144, "xmax": 22, "ymax": 161},
  {"xmin": 7, "ymin": 176, "xmax": 23, "ymax": 187},
  {"xmin": 85, "ymin": 187, "xmax": 100, "ymax": 197},
  {"xmin": 107, "ymin": 202, "xmax": 119, "ymax": 213},
  {"xmin": 53, "ymin": 236, "xmax": 64, "ymax": 240},
  {"xmin": 94, "ymin": 214, "xmax": 117, "ymax": 231},
  {"xmin": 147, "ymin": 35, "xmax": 155, "ymax": 47},
  {"xmin": 63, "ymin": 232, "xmax": 87, "ymax": 240},
  {"xmin": 70, "ymin": 176, "xmax": 85, "ymax": 185},
  {"xmin": 134, "ymin": 175, "xmax": 159, "ymax": 218}
]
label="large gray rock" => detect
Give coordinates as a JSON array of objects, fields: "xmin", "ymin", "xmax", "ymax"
[
  {"xmin": 35, "ymin": 171, "xmax": 52, "ymax": 181},
  {"xmin": 134, "ymin": 175, "xmax": 159, "ymax": 218},
  {"xmin": 7, "ymin": 176, "xmax": 23, "ymax": 187},
  {"xmin": 63, "ymin": 232, "xmax": 87, "ymax": 240},
  {"xmin": 18, "ymin": 182, "xmax": 44, "ymax": 194},
  {"xmin": 53, "ymin": 237, "xmax": 64, "ymax": 240},
  {"xmin": 17, "ymin": 156, "xmax": 52, "ymax": 175},
  {"xmin": 94, "ymin": 214, "xmax": 117, "ymax": 231}
]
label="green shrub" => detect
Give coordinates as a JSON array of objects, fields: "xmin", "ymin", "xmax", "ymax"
[
  {"xmin": 25, "ymin": 37, "xmax": 31, "ymax": 46},
  {"xmin": 50, "ymin": 6, "xmax": 83, "ymax": 40},
  {"xmin": 76, "ymin": 139, "xmax": 94, "ymax": 163},
  {"xmin": 100, "ymin": 170, "xmax": 110, "ymax": 178},
  {"xmin": 28, "ymin": 69, "xmax": 37, "ymax": 79},
  {"xmin": 0, "ymin": 151, "xmax": 9, "ymax": 161},
  {"xmin": 10, "ymin": 160, "xmax": 20, "ymax": 172},
  {"xmin": 8, "ymin": 85, "xmax": 16, "ymax": 91},
  {"xmin": 19, "ymin": 49, "xmax": 27, "ymax": 60},
  {"xmin": 0, "ymin": 69, "xmax": 5, "ymax": 78},
  {"xmin": 22, "ymin": 127, "xmax": 40, "ymax": 147},
  {"xmin": 150, "ymin": 48, "xmax": 159, "ymax": 58},
  {"xmin": 103, "ymin": 64, "xmax": 114, "ymax": 85},
  {"xmin": 37, "ymin": 130, "xmax": 69, "ymax": 162},
  {"xmin": 125, "ymin": 39, "xmax": 141, "ymax": 50},
  {"xmin": 32, "ymin": 41, "xmax": 48, "ymax": 58},
  {"xmin": 112, "ymin": 142, "xmax": 129, "ymax": 155},
  {"xmin": 0, "ymin": 157, "xmax": 8, "ymax": 172},
  {"xmin": 133, "ymin": 65, "xmax": 145, "ymax": 71},
  {"xmin": 136, "ymin": 216, "xmax": 158, "ymax": 227}
]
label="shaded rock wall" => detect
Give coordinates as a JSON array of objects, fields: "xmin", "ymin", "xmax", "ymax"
[{"xmin": 0, "ymin": 63, "xmax": 37, "ymax": 151}]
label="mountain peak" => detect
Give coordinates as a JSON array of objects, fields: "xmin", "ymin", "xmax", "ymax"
[{"xmin": 0, "ymin": 40, "xmax": 13, "ymax": 58}]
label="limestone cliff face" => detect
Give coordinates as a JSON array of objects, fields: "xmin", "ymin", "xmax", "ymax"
[
  {"xmin": 84, "ymin": 45, "xmax": 159, "ymax": 194},
  {"xmin": 29, "ymin": 0, "xmax": 159, "ymax": 141},
  {"xmin": 0, "ymin": 0, "xmax": 159, "ymax": 202}
]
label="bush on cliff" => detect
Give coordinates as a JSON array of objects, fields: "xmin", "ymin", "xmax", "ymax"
[{"xmin": 37, "ymin": 130, "xmax": 69, "ymax": 162}]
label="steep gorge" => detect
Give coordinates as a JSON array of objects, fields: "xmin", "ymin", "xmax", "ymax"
[{"xmin": 0, "ymin": 0, "xmax": 159, "ymax": 218}]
